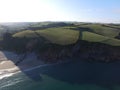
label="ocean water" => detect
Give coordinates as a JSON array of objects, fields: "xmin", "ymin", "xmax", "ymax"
[{"xmin": 1, "ymin": 60, "xmax": 120, "ymax": 90}]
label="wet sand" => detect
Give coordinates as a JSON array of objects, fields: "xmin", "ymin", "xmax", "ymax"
[{"xmin": 0, "ymin": 51, "xmax": 45, "ymax": 79}]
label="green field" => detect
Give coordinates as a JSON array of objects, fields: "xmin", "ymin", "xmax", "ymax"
[
  {"xmin": 82, "ymin": 31, "xmax": 120, "ymax": 46},
  {"xmin": 13, "ymin": 25, "xmax": 120, "ymax": 46},
  {"xmin": 13, "ymin": 28, "xmax": 79, "ymax": 45},
  {"xmin": 13, "ymin": 30, "xmax": 38, "ymax": 38},
  {"xmin": 79, "ymin": 24, "xmax": 120, "ymax": 38}
]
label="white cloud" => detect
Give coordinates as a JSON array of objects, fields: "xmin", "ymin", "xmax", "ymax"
[{"xmin": 0, "ymin": 0, "xmax": 72, "ymax": 22}]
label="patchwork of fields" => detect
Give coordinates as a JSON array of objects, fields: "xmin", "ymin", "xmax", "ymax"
[{"xmin": 12, "ymin": 23, "xmax": 120, "ymax": 46}]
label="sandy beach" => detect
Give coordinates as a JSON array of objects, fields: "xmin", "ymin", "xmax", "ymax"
[{"xmin": 0, "ymin": 51, "xmax": 45, "ymax": 79}]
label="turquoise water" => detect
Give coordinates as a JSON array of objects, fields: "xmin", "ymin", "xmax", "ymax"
[{"xmin": 1, "ymin": 60, "xmax": 120, "ymax": 90}]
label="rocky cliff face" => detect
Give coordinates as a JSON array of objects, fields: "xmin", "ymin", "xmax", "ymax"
[
  {"xmin": 1, "ymin": 34, "xmax": 120, "ymax": 63},
  {"xmin": 36, "ymin": 40, "xmax": 120, "ymax": 63}
]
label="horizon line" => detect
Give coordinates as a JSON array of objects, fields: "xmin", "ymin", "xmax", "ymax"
[{"xmin": 0, "ymin": 21, "xmax": 119, "ymax": 24}]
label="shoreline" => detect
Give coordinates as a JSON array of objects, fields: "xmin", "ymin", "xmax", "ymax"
[
  {"xmin": 0, "ymin": 51, "xmax": 46, "ymax": 79},
  {"xmin": 0, "ymin": 49, "xmax": 73, "ymax": 80},
  {"xmin": 1, "ymin": 50, "xmax": 120, "ymax": 80}
]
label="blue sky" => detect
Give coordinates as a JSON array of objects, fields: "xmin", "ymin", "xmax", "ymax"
[
  {"xmin": 0, "ymin": 0, "xmax": 120, "ymax": 23},
  {"xmin": 48, "ymin": 0, "xmax": 120, "ymax": 23}
]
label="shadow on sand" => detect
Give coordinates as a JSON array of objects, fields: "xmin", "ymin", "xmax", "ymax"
[
  {"xmin": 1, "ymin": 28, "xmax": 120, "ymax": 89},
  {"xmin": 2, "ymin": 51, "xmax": 120, "ymax": 89}
]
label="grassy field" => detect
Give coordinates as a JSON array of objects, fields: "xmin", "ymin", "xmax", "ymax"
[
  {"xmin": 13, "ymin": 28, "xmax": 79, "ymax": 45},
  {"xmin": 13, "ymin": 30, "xmax": 38, "ymax": 38},
  {"xmin": 82, "ymin": 31, "xmax": 120, "ymax": 46},
  {"xmin": 13, "ymin": 25, "xmax": 120, "ymax": 46},
  {"xmin": 36, "ymin": 28, "xmax": 79, "ymax": 45},
  {"xmin": 79, "ymin": 24, "xmax": 120, "ymax": 38}
]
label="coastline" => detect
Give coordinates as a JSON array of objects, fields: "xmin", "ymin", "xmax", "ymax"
[
  {"xmin": 2, "ymin": 48, "xmax": 120, "ymax": 80},
  {"xmin": 0, "ymin": 50, "xmax": 73, "ymax": 80},
  {"xmin": 0, "ymin": 51, "xmax": 45, "ymax": 79}
]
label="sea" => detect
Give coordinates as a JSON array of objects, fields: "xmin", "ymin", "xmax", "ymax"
[{"xmin": 1, "ymin": 60, "xmax": 120, "ymax": 90}]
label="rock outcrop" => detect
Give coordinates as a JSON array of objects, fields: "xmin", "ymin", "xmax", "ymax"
[{"xmin": 37, "ymin": 40, "xmax": 120, "ymax": 63}]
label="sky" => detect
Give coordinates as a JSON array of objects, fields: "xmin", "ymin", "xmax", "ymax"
[{"xmin": 0, "ymin": 0, "xmax": 120, "ymax": 23}]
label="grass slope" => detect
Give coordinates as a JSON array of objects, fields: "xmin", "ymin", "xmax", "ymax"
[
  {"xmin": 13, "ymin": 27, "xmax": 120, "ymax": 46},
  {"xmin": 79, "ymin": 24, "xmax": 120, "ymax": 38},
  {"xmin": 13, "ymin": 28, "xmax": 79, "ymax": 45},
  {"xmin": 36, "ymin": 28, "xmax": 79, "ymax": 45},
  {"xmin": 82, "ymin": 31, "xmax": 120, "ymax": 46},
  {"xmin": 13, "ymin": 30, "xmax": 38, "ymax": 38}
]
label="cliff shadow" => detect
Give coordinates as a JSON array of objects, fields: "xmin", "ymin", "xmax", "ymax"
[
  {"xmin": 2, "ymin": 46, "xmax": 120, "ymax": 89},
  {"xmin": 1, "ymin": 30, "xmax": 120, "ymax": 89}
]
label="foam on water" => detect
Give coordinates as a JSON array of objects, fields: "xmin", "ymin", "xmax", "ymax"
[
  {"xmin": 1, "ymin": 77, "xmax": 23, "ymax": 88},
  {"xmin": 0, "ymin": 67, "xmax": 20, "ymax": 80},
  {"xmin": 0, "ymin": 73, "xmax": 15, "ymax": 80}
]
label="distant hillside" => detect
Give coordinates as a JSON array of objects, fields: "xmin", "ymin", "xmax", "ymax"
[
  {"xmin": 13, "ymin": 26, "xmax": 120, "ymax": 46},
  {"xmin": 77, "ymin": 24, "xmax": 120, "ymax": 38},
  {"xmin": 1, "ymin": 22, "xmax": 120, "ymax": 48},
  {"xmin": 26, "ymin": 22, "xmax": 73, "ymax": 30},
  {"xmin": 1, "ymin": 22, "xmax": 120, "ymax": 63},
  {"xmin": 13, "ymin": 28, "xmax": 79, "ymax": 45}
]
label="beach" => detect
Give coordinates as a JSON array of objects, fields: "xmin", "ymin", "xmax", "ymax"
[
  {"xmin": 0, "ymin": 51, "xmax": 45, "ymax": 79},
  {"xmin": 1, "ymin": 50, "xmax": 120, "ymax": 90}
]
